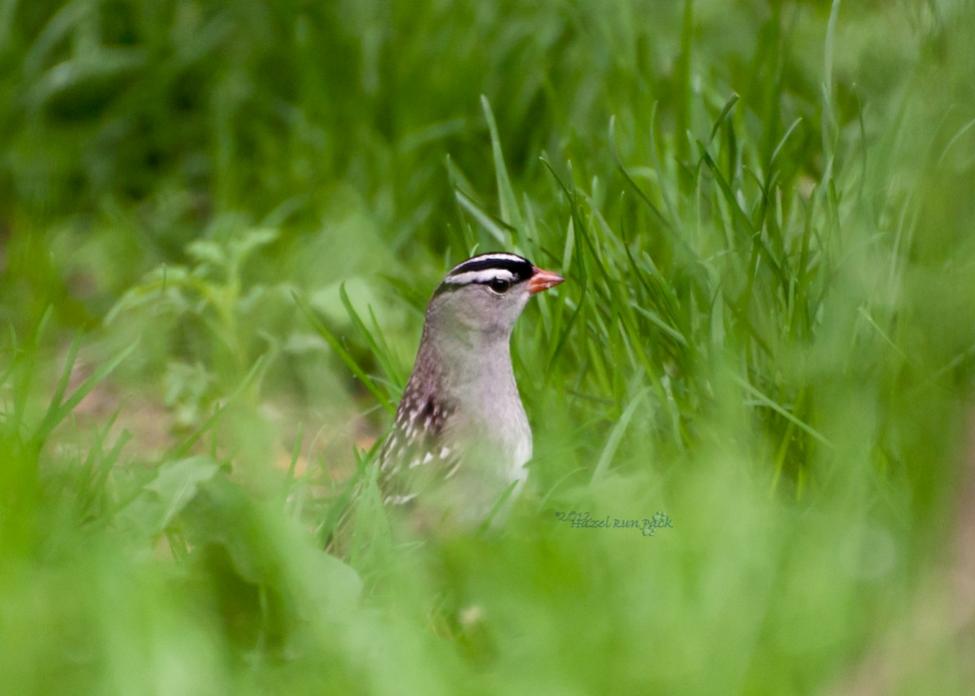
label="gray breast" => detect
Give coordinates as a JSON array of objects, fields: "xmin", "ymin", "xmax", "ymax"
[{"xmin": 446, "ymin": 368, "xmax": 532, "ymax": 487}]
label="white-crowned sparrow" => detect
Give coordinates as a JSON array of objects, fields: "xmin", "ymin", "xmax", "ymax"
[{"xmin": 379, "ymin": 251, "xmax": 564, "ymax": 525}]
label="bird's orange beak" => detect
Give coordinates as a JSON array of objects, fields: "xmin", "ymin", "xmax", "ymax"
[{"xmin": 527, "ymin": 266, "xmax": 565, "ymax": 294}]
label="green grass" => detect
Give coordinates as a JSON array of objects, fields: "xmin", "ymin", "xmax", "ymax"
[{"xmin": 3, "ymin": 1, "xmax": 975, "ymax": 693}]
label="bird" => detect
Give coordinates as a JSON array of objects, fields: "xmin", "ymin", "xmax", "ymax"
[{"xmin": 378, "ymin": 251, "xmax": 564, "ymax": 529}]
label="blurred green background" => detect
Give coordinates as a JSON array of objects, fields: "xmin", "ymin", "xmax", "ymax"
[{"xmin": 3, "ymin": 0, "xmax": 975, "ymax": 693}]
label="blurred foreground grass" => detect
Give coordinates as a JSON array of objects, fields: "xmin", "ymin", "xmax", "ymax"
[{"xmin": 3, "ymin": 1, "xmax": 975, "ymax": 694}]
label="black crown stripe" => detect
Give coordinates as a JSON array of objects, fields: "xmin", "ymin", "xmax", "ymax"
[{"xmin": 447, "ymin": 254, "xmax": 534, "ymax": 283}]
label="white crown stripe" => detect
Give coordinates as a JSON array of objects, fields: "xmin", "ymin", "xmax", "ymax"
[
  {"xmin": 443, "ymin": 268, "xmax": 517, "ymax": 285},
  {"xmin": 448, "ymin": 253, "xmax": 528, "ymax": 274}
]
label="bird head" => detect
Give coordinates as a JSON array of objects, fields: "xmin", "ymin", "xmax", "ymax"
[{"xmin": 426, "ymin": 252, "xmax": 564, "ymax": 341}]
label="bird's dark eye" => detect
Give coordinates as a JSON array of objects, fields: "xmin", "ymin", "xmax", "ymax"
[{"xmin": 488, "ymin": 277, "xmax": 511, "ymax": 294}]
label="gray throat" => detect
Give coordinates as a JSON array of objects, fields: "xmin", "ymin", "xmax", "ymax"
[
  {"xmin": 411, "ymin": 320, "xmax": 531, "ymax": 468},
  {"xmin": 415, "ymin": 322, "xmax": 520, "ymax": 413}
]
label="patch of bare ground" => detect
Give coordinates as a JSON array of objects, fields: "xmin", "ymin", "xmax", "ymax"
[
  {"xmin": 830, "ymin": 407, "xmax": 975, "ymax": 694},
  {"xmin": 64, "ymin": 352, "xmax": 377, "ymax": 490}
]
